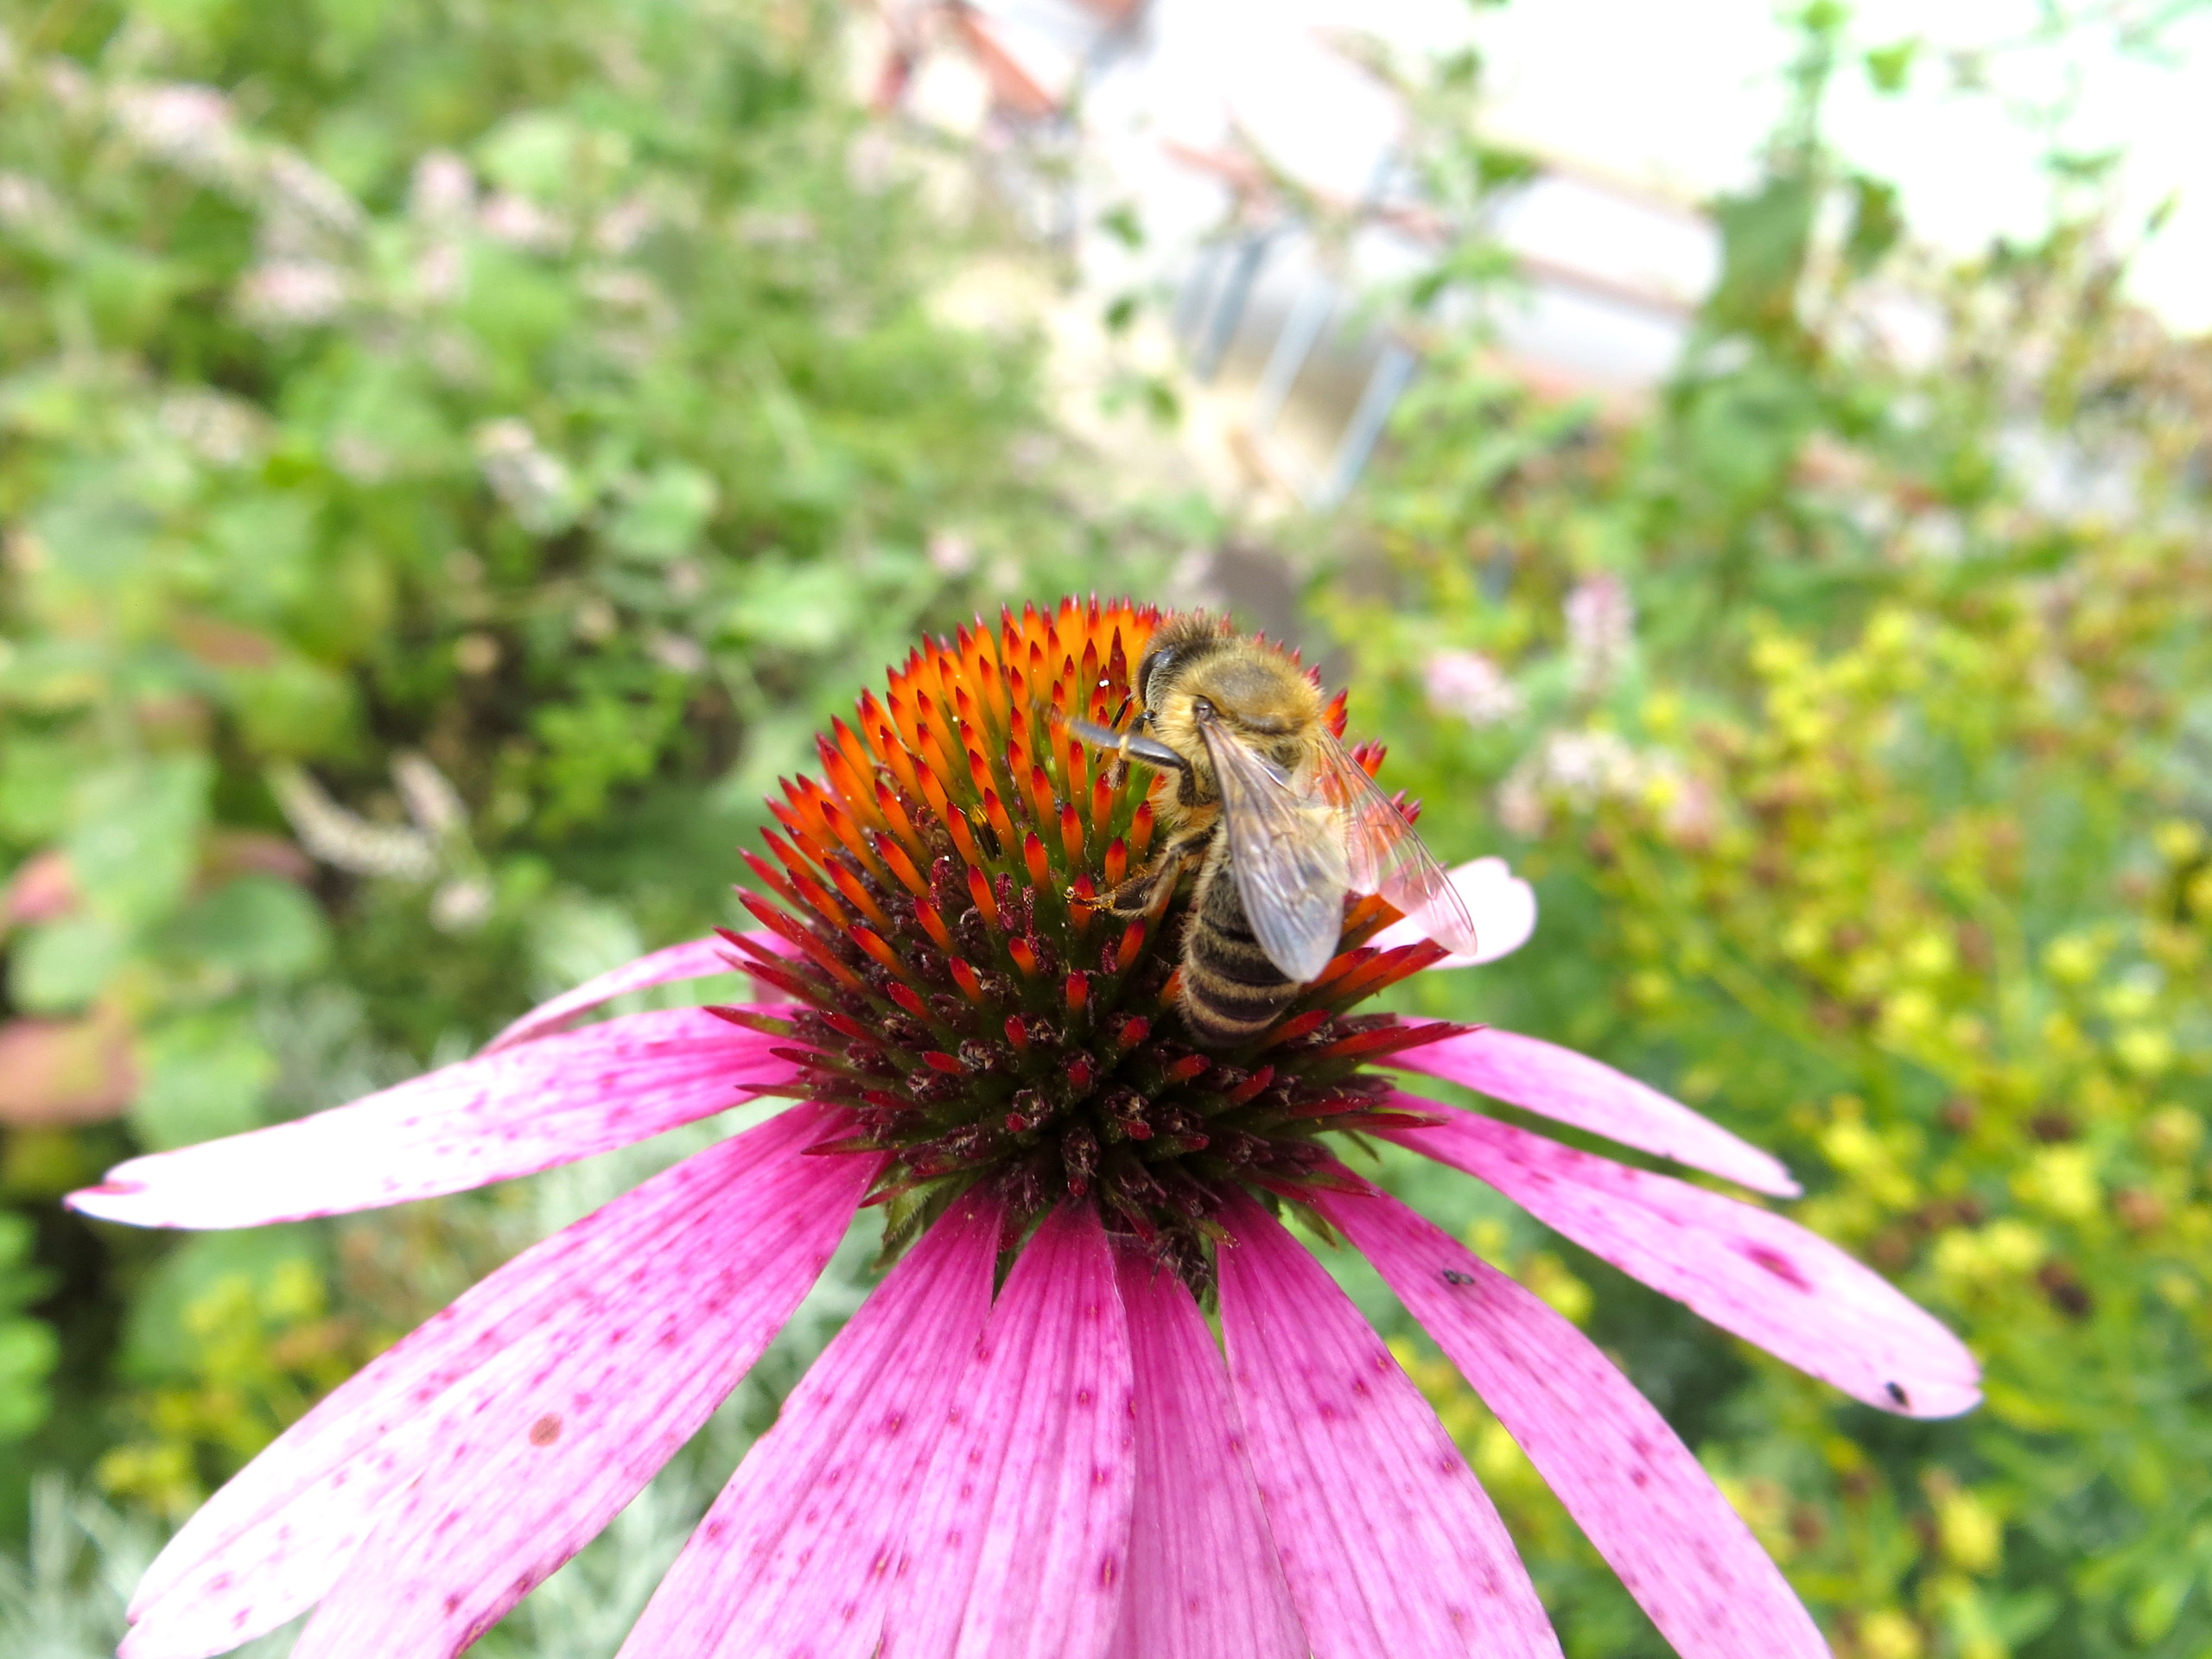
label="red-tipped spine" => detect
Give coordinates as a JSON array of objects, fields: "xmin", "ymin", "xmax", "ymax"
[
  {"xmin": 873, "ymin": 830, "xmax": 929, "ymax": 898},
  {"xmin": 966, "ymin": 863, "xmax": 1001, "ymax": 931},
  {"xmin": 982, "ymin": 789, "xmax": 1017, "ymax": 851},
  {"xmin": 849, "ymin": 925, "xmax": 906, "ymax": 979},
  {"xmin": 1224, "ymin": 1065, "xmax": 1276, "ymax": 1105},
  {"xmin": 949, "ymin": 958, "xmax": 987, "ymax": 1004},
  {"xmin": 912, "ymin": 898, "xmax": 953, "ymax": 952},
  {"xmin": 818, "ymin": 860, "xmax": 886, "ymax": 931}
]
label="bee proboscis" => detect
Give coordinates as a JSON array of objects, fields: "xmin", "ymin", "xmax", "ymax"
[{"xmin": 1067, "ymin": 614, "xmax": 1479, "ymax": 1049}]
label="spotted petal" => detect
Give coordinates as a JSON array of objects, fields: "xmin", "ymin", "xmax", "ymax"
[
  {"xmin": 483, "ymin": 938, "xmax": 747, "ymax": 1051},
  {"xmin": 1389, "ymin": 1026, "xmax": 1799, "ymax": 1197},
  {"xmin": 1387, "ymin": 1103, "xmax": 1980, "ymax": 1416},
  {"xmin": 1217, "ymin": 1191, "xmax": 1561, "ymax": 1659},
  {"xmin": 617, "ymin": 1192, "xmax": 1003, "ymax": 1659},
  {"xmin": 1322, "ymin": 1185, "xmax": 1831, "ymax": 1659},
  {"xmin": 68, "ymin": 1008, "xmax": 795, "ymax": 1228},
  {"xmin": 1106, "ymin": 1243, "xmax": 1304, "ymax": 1659},
  {"xmin": 284, "ymin": 1116, "xmax": 875, "ymax": 1659},
  {"xmin": 123, "ymin": 1103, "xmax": 855, "ymax": 1659},
  {"xmin": 884, "ymin": 1204, "xmax": 1137, "ymax": 1659}
]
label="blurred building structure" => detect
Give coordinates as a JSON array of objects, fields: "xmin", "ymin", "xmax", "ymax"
[{"xmin": 861, "ymin": 0, "xmax": 1721, "ymax": 508}]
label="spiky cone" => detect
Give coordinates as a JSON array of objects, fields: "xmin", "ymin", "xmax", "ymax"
[{"xmin": 71, "ymin": 599, "xmax": 1980, "ymax": 1659}]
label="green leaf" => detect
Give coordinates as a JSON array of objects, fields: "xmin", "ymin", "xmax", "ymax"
[
  {"xmin": 9, "ymin": 912, "xmax": 130, "ymax": 1013},
  {"xmin": 65, "ymin": 755, "xmax": 211, "ymax": 927},
  {"xmin": 130, "ymin": 1011, "xmax": 278, "ymax": 1150},
  {"xmin": 607, "ymin": 463, "xmax": 719, "ymax": 562},
  {"xmin": 1865, "ymin": 39, "xmax": 1918, "ymax": 94},
  {"xmin": 0, "ymin": 1319, "xmax": 58, "ymax": 1441},
  {"xmin": 1844, "ymin": 175, "xmax": 1904, "ymax": 274},
  {"xmin": 161, "ymin": 875, "xmax": 332, "ymax": 984},
  {"xmin": 0, "ymin": 736, "xmax": 76, "ymax": 842},
  {"xmin": 724, "ymin": 559, "xmax": 863, "ymax": 652}
]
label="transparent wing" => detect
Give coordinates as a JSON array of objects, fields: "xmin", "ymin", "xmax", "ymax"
[
  {"xmin": 1200, "ymin": 721, "xmax": 1350, "ymax": 983},
  {"xmin": 1315, "ymin": 734, "xmax": 1481, "ymax": 959}
]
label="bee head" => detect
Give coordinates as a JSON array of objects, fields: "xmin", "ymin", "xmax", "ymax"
[{"xmin": 1145, "ymin": 632, "xmax": 1325, "ymax": 779}]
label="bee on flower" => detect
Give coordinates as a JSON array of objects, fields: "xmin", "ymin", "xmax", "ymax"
[{"xmin": 71, "ymin": 599, "xmax": 1976, "ymax": 1659}]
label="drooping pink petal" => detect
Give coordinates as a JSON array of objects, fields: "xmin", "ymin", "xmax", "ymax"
[
  {"xmin": 1370, "ymin": 857, "xmax": 1537, "ymax": 967},
  {"xmin": 615, "ymin": 1192, "xmax": 1004, "ymax": 1659},
  {"xmin": 1214, "ymin": 1191, "xmax": 1561, "ymax": 1659},
  {"xmin": 1384, "ymin": 1104, "xmax": 1980, "ymax": 1417},
  {"xmin": 484, "ymin": 938, "xmax": 747, "ymax": 1052},
  {"xmin": 1389, "ymin": 1027, "xmax": 1799, "ymax": 1197},
  {"xmin": 67, "ymin": 1007, "xmax": 798, "ymax": 1229},
  {"xmin": 121, "ymin": 1103, "xmax": 855, "ymax": 1659},
  {"xmin": 1104, "ymin": 1243, "xmax": 1305, "ymax": 1659},
  {"xmin": 283, "ymin": 1120, "xmax": 877, "ymax": 1659},
  {"xmin": 883, "ymin": 1204, "xmax": 1137, "ymax": 1659},
  {"xmin": 1320, "ymin": 1185, "xmax": 1833, "ymax": 1659}
]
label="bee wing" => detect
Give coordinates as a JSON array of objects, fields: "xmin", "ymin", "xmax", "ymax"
[
  {"xmin": 1315, "ymin": 734, "xmax": 1482, "ymax": 960},
  {"xmin": 1199, "ymin": 721, "xmax": 1350, "ymax": 983}
]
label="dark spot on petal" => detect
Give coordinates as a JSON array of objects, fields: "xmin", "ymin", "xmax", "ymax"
[
  {"xmin": 529, "ymin": 1413, "xmax": 563, "ymax": 1446},
  {"xmin": 1885, "ymin": 1380, "xmax": 1910, "ymax": 1408},
  {"xmin": 1441, "ymin": 1268, "xmax": 1475, "ymax": 1286},
  {"xmin": 1742, "ymin": 1243, "xmax": 1812, "ymax": 1292},
  {"xmin": 444, "ymin": 1596, "xmax": 462, "ymax": 1615}
]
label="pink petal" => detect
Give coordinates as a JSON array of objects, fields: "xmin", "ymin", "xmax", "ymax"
[
  {"xmin": 886, "ymin": 1204, "xmax": 1137, "ymax": 1659},
  {"xmin": 67, "ymin": 1008, "xmax": 798, "ymax": 1228},
  {"xmin": 1389, "ymin": 1027, "xmax": 1800, "ymax": 1197},
  {"xmin": 1319, "ymin": 1185, "xmax": 1832, "ymax": 1659},
  {"xmin": 1370, "ymin": 857, "xmax": 1537, "ymax": 967},
  {"xmin": 616, "ymin": 1192, "xmax": 1004, "ymax": 1659},
  {"xmin": 122, "ymin": 1103, "xmax": 855, "ymax": 1659},
  {"xmin": 1105, "ymin": 1243, "xmax": 1305, "ymax": 1659},
  {"xmin": 484, "ymin": 938, "xmax": 746, "ymax": 1051},
  {"xmin": 1327, "ymin": 1185, "xmax": 1831, "ymax": 1659},
  {"xmin": 1385, "ymin": 1103, "xmax": 1980, "ymax": 1417},
  {"xmin": 1215, "ymin": 1191, "xmax": 1560, "ymax": 1659},
  {"xmin": 283, "ymin": 1120, "xmax": 877, "ymax": 1659}
]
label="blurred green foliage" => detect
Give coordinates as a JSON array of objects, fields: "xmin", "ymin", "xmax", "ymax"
[
  {"xmin": 0, "ymin": 0, "xmax": 1110, "ymax": 1535},
  {"xmin": 1332, "ymin": 9, "xmax": 2212, "ymax": 1658}
]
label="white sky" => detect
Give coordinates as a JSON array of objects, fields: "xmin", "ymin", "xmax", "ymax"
[
  {"xmin": 1119, "ymin": 0, "xmax": 2212, "ymax": 334},
  {"xmin": 1471, "ymin": 0, "xmax": 2212, "ymax": 332}
]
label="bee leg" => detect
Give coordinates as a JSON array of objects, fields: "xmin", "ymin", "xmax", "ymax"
[{"xmin": 1088, "ymin": 831, "xmax": 1205, "ymax": 919}]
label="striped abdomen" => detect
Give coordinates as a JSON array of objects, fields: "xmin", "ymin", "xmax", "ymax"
[{"xmin": 1177, "ymin": 837, "xmax": 1300, "ymax": 1048}]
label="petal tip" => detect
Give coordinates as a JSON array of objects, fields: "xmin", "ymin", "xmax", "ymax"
[{"xmin": 64, "ymin": 1178, "xmax": 147, "ymax": 1219}]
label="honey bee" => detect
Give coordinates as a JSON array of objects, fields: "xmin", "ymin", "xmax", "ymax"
[{"xmin": 1069, "ymin": 613, "xmax": 1479, "ymax": 1049}]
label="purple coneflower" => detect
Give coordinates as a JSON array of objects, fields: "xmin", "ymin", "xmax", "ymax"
[{"xmin": 71, "ymin": 599, "xmax": 1976, "ymax": 1659}]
